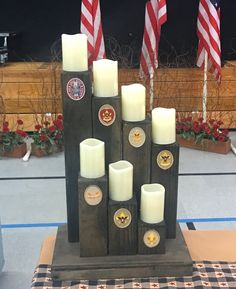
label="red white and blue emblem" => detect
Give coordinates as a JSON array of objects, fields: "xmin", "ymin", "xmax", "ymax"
[
  {"xmin": 66, "ymin": 78, "xmax": 85, "ymax": 101},
  {"xmin": 98, "ymin": 104, "xmax": 116, "ymax": 126}
]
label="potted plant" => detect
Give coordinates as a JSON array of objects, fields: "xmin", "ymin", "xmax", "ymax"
[
  {"xmin": 31, "ymin": 114, "xmax": 64, "ymax": 157},
  {"xmin": 176, "ymin": 116, "xmax": 231, "ymax": 154},
  {"xmin": 0, "ymin": 119, "xmax": 28, "ymax": 157}
]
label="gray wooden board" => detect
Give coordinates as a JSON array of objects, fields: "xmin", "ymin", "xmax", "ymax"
[
  {"xmin": 122, "ymin": 118, "xmax": 151, "ymax": 207},
  {"xmin": 92, "ymin": 96, "xmax": 122, "ymax": 169},
  {"xmin": 61, "ymin": 71, "xmax": 92, "ymax": 242},
  {"xmin": 51, "ymin": 224, "xmax": 193, "ymax": 280}
]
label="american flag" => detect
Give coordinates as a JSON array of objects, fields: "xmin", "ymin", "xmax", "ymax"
[
  {"xmin": 81, "ymin": 0, "xmax": 106, "ymax": 66},
  {"xmin": 196, "ymin": 0, "xmax": 221, "ymax": 82},
  {"xmin": 139, "ymin": 0, "xmax": 167, "ymax": 79}
]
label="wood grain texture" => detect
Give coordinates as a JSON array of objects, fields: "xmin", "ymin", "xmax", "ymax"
[
  {"xmin": 151, "ymin": 143, "xmax": 179, "ymax": 239},
  {"xmin": 108, "ymin": 197, "xmax": 138, "ymax": 255},
  {"xmin": 138, "ymin": 220, "xmax": 166, "ymax": 254},
  {"xmin": 61, "ymin": 71, "xmax": 92, "ymax": 242},
  {"xmin": 122, "ymin": 118, "xmax": 151, "ymax": 206},
  {"xmin": 51, "ymin": 224, "xmax": 193, "ymax": 280},
  {"xmin": 78, "ymin": 175, "xmax": 108, "ymax": 257},
  {"xmin": 92, "ymin": 96, "xmax": 122, "ymax": 168}
]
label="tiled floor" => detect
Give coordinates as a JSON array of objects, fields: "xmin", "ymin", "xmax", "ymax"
[{"xmin": 0, "ymin": 132, "xmax": 236, "ymax": 289}]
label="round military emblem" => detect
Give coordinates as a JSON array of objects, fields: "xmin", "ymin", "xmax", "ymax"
[
  {"xmin": 84, "ymin": 185, "xmax": 103, "ymax": 206},
  {"xmin": 66, "ymin": 78, "xmax": 85, "ymax": 101},
  {"xmin": 98, "ymin": 104, "xmax": 116, "ymax": 126},
  {"xmin": 143, "ymin": 230, "xmax": 160, "ymax": 248},
  {"xmin": 128, "ymin": 127, "xmax": 146, "ymax": 148},
  {"xmin": 156, "ymin": 150, "xmax": 174, "ymax": 170},
  {"xmin": 114, "ymin": 208, "xmax": 132, "ymax": 229}
]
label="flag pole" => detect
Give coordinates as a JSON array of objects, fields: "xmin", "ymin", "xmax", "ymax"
[
  {"xmin": 202, "ymin": 50, "xmax": 208, "ymax": 122},
  {"xmin": 149, "ymin": 73, "xmax": 154, "ymax": 111}
]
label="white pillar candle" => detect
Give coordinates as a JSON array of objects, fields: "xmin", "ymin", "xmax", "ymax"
[
  {"xmin": 93, "ymin": 59, "xmax": 118, "ymax": 97},
  {"xmin": 61, "ymin": 33, "xmax": 88, "ymax": 72},
  {"xmin": 109, "ymin": 160, "xmax": 133, "ymax": 201},
  {"xmin": 121, "ymin": 84, "xmax": 146, "ymax": 121},
  {"xmin": 140, "ymin": 183, "xmax": 165, "ymax": 224},
  {"xmin": 152, "ymin": 107, "xmax": 176, "ymax": 144},
  {"xmin": 80, "ymin": 138, "xmax": 105, "ymax": 178}
]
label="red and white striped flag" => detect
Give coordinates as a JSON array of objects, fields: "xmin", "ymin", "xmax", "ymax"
[
  {"xmin": 196, "ymin": 0, "xmax": 221, "ymax": 82},
  {"xmin": 81, "ymin": 0, "xmax": 106, "ymax": 66},
  {"xmin": 139, "ymin": 0, "xmax": 167, "ymax": 79}
]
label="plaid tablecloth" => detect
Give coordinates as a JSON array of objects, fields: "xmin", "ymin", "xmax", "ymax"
[{"xmin": 31, "ymin": 261, "xmax": 236, "ymax": 289}]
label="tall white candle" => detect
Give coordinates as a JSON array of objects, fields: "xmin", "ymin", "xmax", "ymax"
[
  {"xmin": 140, "ymin": 183, "xmax": 165, "ymax": 224},
  {"xmin": 93, "ymin": 59, "xmax": 118, "ymax": 97},
  {"xmin": 152, "ymin": 107, "xmax": 176, "ymax": 144},
  {"xmin": 61, "ymin": 33, "xmax": 88, "ymax": 72},
  {"xmin": 121, "ymin": 84, "xmax": 146, "ymax": 121},
  {"xmin": 109, "ymin": 160, "xmax": 133, "ymax": 201},
  {"xmin": 80, "ymin": 138, "xmax": 105, "ymax": 178}
]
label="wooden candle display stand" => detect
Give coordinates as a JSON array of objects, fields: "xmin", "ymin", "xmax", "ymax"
[
  {"xmin": 78, "ymin": 175, "xmax": 108, "ymax": 257},
  {"xmin": 92, "ymin": 96, "xmax": 122, "ymax": 168},
  {"xmin": 108, "ymin": 197, "xmax": 137, "ymax": 255},
  {"xmin": 52, "ymin": 224, "xmax": 192, "ymax": 280},
  {"xmin": 151, "ymin": 142, "xmax": 179, "ymax": 239},
  {"xmin": 138, "ymin": 220, "xmax": 165, "ymax": 255},
  {"xmin": 122, "ymin": 118, "xmax": 151, "ymax": 205},
  {"xmin": 52, "ymin": 69, "xmax": 192, "ymax": 281},
  {"xmin": 61, "ymin": 71, "xmax": 92, "ymax": 242}
]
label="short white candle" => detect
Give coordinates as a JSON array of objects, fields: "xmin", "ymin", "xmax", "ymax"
[
  {"xmin": 152, "ymin": 107, "xmax": 176, "ymax": 144},
  {"xmin": 80, "ymin": 138, "xmax": 105, "ymax": 179},
  {"xmin": 61, "ymin": 33, "xmax": 88, "ymax": 72},
  {"xmin": 121, "ymin": 84, "xmax": 146, "ymax": 121},
  {"xmin": 109, "ymin": 160, "xmax": 133, "ymax": 201},
  {"xmin": 140, "ymin": 183, "xmax": 165, "ymax": 224},
  {"xmin": 93, "ymin": 59, "xmax": 118, "ymax": 97}
]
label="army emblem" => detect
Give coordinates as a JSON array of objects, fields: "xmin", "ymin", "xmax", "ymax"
[
  {"xmin": 98, "ymin": 104, "xmax": 116, "ymax": 126},
  {"xmin": 157, "ymin": 150, "xmax": 174, "ymax": 170},
  {"xmin": 114, "ymin": 208, "xmax": 132, "ymax": 229},
  {"xmin": 128, "ymin": 127, "xmax": 146, "ymax": 148},
  {"xmin": 66, "ymin": 78, "xmax": 85, "ymax": 101},
  {"xmin": 84, "ymin": 185, "xmax": 103, "ymax": 206},
  {"xmin": 143, "ymin": 230, "xmax": 160, "ymax": 248}
]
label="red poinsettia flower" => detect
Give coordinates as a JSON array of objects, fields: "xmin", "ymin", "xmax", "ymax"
[
  {"xmin": 57, "ymin": 115, "xmax": 63, "ymax": 120},
  {"xmin": 213, "ymin": 123, "xmax": 220, "ymax": 130},
  {"xmin": 40, "ymin": 134, "xmax": 48, "ymax": 141},
  {"xmin": 16, "ymin": 129, "xmax": 28, "ymax": 138},
  {"xmin": 183, "ymin": 125, "xmax": 191, "ymax": 132},
  {"xmin": 17, "ymin": 119, "xmax": 24, "ymax": 125},
  {"xmin": 218, "ymin": 135, "xmax": 225, "ymax": 142},
  {"xmin": 3, "ymin": 126, "xmax": 9, "ymax": 132},
  {"xmin": 213, "ymin": 131, "xmax": 220, "ymax": 138},
  {"xmin": 176, "ymin": 115, "xmax": 229, "ymax": 143},
  {"xmin": 193, "ymin": 125, "xmax": 200, "ymax": 134},
  {"xmin": 1, "ymin": 119, "xmax": 28, "ymax": 152},
  {"xmin": 3, "ymin": 121, "xmax": 9, "ymax": 127},
  {"xmin": 204, "ymin": 127, "xmax": 211, "ymax": 134},
  {"xmin": 48, "ymin": 125, "xmax": 56, "ymax": 133},
  {"xmin": 35, "ymin": 124, "xmax": 42, "ymax": 131},
  {"xmin": 55, "ymin": 133, "xmax": 61, "ymax": 140}
]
